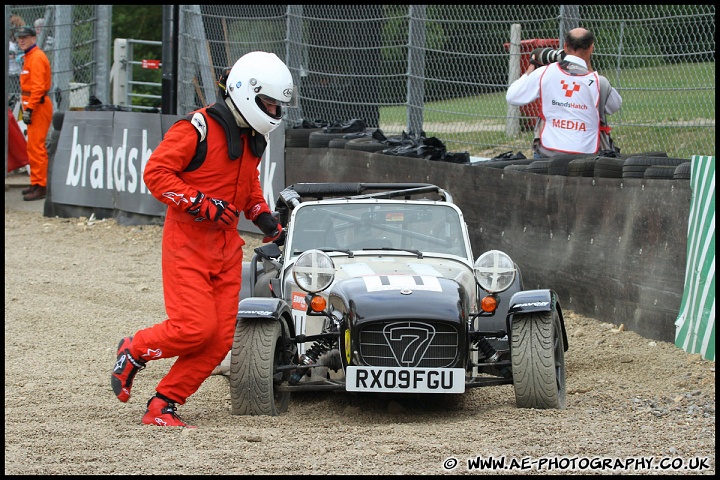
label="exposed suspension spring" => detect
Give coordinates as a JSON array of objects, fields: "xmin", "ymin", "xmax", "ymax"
[
  {"xmin": 476, "ymin": 337, "xmax": 512, "ymax": 378},
  {"xmin": 477, "ymin": 337, "xmax": 501, "ymax": 363},
  {"xmin": 288, "ymin": 338, "xmax": 335, "ymax": 385}
]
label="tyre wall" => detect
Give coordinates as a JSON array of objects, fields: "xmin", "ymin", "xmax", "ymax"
[{"xmin": 285, "ymin": 147, "xmax": 694, "ymax": 344}]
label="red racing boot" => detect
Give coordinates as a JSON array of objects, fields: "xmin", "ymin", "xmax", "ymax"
[
  {"xmin": 111, "ymin": 336, "xmax": 146, "ymax": 402},
  {"xmin": 142, "ymin": 394, "xmax": 197, "ymax": 428}
]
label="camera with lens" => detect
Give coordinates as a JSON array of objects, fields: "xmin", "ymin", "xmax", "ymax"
[{"xmin": 529, "ymin": 47, "xmax": 567, "ymax": 67}]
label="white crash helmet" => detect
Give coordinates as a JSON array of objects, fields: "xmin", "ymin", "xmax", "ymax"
[{"xmin": 225, "ymin": 51, "xmax": 295, "ymax": 135}]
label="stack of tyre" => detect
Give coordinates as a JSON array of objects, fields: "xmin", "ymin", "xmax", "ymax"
[
  {"xmin": 286, "ymin": 124, "xmax": 693, "ymax": 179},
  {"xmin": 582, "ymin": 153, "xmax": 691, "ymax": 180},
  {"xmin": 288, "ymin": 123, "xmax": 470, "ymax": 163},
  {"xmin": 622, "ymin": 156, "xmax": 691, "ymax": 180},
  {"xmin": 316, "ymin": 131, "xmax": 385, "ymax": 151},
  {"xmin": 284, "ymin": 119, "xmax": 373, "ymax": 149},
  {"xmin": 471, "ymin": 151, "xmax": 532, "ymax": 171},
  {"xmin": 472, "ymin": 152, "xmax": 582, "ymax": 174},
  {"xmin": 490, "ymin": 151, "xmax": 691, "ymax": 181},
  {"xmin": 286, "ymin": 126, "xmax": 405, "ymax": 152},
  {"xmin": 285, "ymin": 126, "xmax": 323, "ymax": 148}
]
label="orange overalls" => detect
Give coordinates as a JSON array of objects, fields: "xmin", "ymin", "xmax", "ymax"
[
  {"xmin": 136, "ymin": 104, "xmax": 273, "ymax": 404},
  {"xmin": 20, "ymin": 44, "xmax": 53, "ymax": 188}
]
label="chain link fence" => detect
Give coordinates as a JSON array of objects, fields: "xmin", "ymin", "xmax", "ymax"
[
  {"xmin": 6, "ymin": 5, "xmax": 110, "ymax": 115},
  {"xmin": 6, "ymin": 5, "xmax": 715, "ymax": 159},
  {"xmin": 178, "ymin": 5, "xmax": 715, "ymax": 159}
]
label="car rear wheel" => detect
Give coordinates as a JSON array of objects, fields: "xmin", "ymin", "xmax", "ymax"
[
  {"xmin": 510, "ymin": 308, "xmax": 566, "ymax": 409},
  {"xmin": 229, "ymin": 318, "xmax": 291, "ymax": 415}
]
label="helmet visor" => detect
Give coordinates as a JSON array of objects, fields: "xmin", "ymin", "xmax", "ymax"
[
  {"xmin": 258, "ymin": 88, "xmax": 298, "ymax": 108},
  {"xmin": 255, "ymin": 96, "xmax": 284, "ymax": 120},
  {"xmin": 257, "ymin": 94, "xmax": 282, "ymax": 106}
]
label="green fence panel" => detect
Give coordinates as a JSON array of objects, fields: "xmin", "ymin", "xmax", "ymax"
[{"xmin": 675, "ymin": 155, "xmax": 715, "ymax": 361}]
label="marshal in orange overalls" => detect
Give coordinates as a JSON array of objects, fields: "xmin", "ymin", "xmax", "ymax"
[{"xmin": 20, "ymin": 43, "xmax": 53, "ymax": 188}]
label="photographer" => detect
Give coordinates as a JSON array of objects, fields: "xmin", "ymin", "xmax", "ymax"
[{"xmin": 506, "ymin": 28, "xmax": 622, "ymax": 158}]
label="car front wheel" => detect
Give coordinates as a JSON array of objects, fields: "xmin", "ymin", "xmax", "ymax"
[
  {"xmin": 229, "ymin": 318, "xmax": 291, "ymax": 415},
  {"xmin": 510, "ymin": 308, "xmax": 566, "ymax": 409}
]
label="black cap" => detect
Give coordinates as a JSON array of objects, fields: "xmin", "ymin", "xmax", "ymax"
[{"xmin": 15, "ymin": 26, "xmax": 37, "ymax": 38}]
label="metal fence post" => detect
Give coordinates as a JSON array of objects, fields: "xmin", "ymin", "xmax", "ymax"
[
  {"xmin": 505, "ymin": 23, "xmax": 522, "ymax": 138},
  {"xmin": 286, "ymin": 4, "xmax": 304, "ymax": 125},
  {"xmin": 53, "ymin": 6, "xmax": 73, "ymax": 111},
  {"xmin": 95, "ymin": 5, "xmax": 112, "ymax": 106},
  {"xmin": 161, "ymin": 5, "xmax": 178, "ymax": 115},
  {"xmin": 407, "ymin": 5, "xmax": 426, "ymax": 138},
  {"xmin": 112, "ymin": 39, "xmax": 128, "ymax": 106}
]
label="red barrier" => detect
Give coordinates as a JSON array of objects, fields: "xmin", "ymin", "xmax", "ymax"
[
  {"xmin": 7, "ymin": 108, "xmax": 29, "ymax": 172},
  {"xmin": 504, "ymin": 38, "xmax": 561, "ymax": 130}
]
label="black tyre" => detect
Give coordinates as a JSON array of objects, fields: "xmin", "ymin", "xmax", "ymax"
[
  {"xmin": 644, "ymin": 165, "xmax": 676, "ymax": 179},
  {"xmin": 511, "ymin": 308, "xmax": 566, "ymax": 409},
  {"xmin": 52, "ymin": 110, "xmax": 65, "ymax": 130},
  {"xmin": 474, "ymin": 158, "xmax": 534, "ymax": 169},
  {"xmin": 526, "ymin": 159, "xmax": 551, "ymax": 174},
  {"xmin": 46, "ymin": 129, "xmax": 62, "ymax": 159},
  {"xmin": 328, "ymin": 138, "xmax": 348, "ymax": 149},
  {"xmin": 285, "ymin": 128, "xmax": 320, "ymax": 148},
  {"xmin": 622, "ymin": 156, "xmax": 687, "ymax": 178},
  {"xmin": 229, "ymin": 318, "xmax": 291, "ymax": 416},
  {"xmin": 547, "ymin": 155, "xmax": 592, "ymax": 176},
  {"xmin": 567, "ymin": 157, "xmax": 597, "ymax": 177},
  {"xmin": 308, "ymin": 131, "xmax": 351, "ymax": 148},
  {"xmin": 594, "ymin": 156, "xmax": 624, "ymax": 178},
  {"xmin": 504, "ymin": 164, "xmax": 528, "ymax": 172},
  {"xmin": 674, "ymin": 162, "xmax": 691, "ymax": 180},
  {"xmin": 344, "ymin": 137, "xmax": 388, "ymax": 152}
]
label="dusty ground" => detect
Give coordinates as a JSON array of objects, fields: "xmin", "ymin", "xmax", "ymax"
[{"xmin": 4, "ymin": 185, "xmax": 715, "ymax": 475}]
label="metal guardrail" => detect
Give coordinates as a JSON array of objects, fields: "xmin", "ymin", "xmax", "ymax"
[{"xmin": 111, "ymin": 38, "xmax": 162, "ymax": 111}]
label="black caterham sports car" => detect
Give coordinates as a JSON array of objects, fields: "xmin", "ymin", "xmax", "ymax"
[{"xmin": 230, "ymin": 183, "xmax": 567, "ymax": 415}]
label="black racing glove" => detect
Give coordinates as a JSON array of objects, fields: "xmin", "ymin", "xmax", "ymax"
[
  {"xmin": 255, "ymin": 212, "xmax": 283, "ymax": 243},
  {"xmin": 22, "ymin": 108, "xmax": 32, "ymax": 124},
  {"xmin": 186, "ymin": 191, "xmax": 239, "ymax": 226}
]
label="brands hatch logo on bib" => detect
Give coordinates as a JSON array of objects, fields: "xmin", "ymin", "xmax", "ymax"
[{"xmin": 560, "ymin": 79, "xmax": 581, "ymax": 97}]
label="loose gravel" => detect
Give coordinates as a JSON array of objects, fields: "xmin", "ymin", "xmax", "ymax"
[{"xmin": 4, "ymin": 210, "xmax": 715, "ymax": 475}]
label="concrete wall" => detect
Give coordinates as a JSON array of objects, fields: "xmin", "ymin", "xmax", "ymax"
[{"xmin": 285, "ymin": 148, "xmax": 691, "ymax": 343}]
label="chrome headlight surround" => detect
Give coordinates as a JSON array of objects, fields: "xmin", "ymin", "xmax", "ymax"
[
  {"xmin": 473, "ymin": 250, "xmax": 516, "ymax": 293},
  {"xmin": 293, "ymin": 249, "xmax": 335, "ymax": 293}
]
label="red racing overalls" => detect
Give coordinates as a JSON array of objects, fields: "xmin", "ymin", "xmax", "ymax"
[{"xmin": 135, "ymin": 102, "xmax": 273, "ymax": 404}]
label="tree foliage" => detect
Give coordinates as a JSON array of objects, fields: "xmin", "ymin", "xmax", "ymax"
[{"xmin": 112, "ymin": 5, "xmax": 163, "ymax": 43}]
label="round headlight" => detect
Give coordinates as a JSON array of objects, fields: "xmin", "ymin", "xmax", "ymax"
[
  {"xmin": 293, "ymin": 249, "xmax": 335, "ymax": 293},
  {"xmin": 474, "ymin": 250, "xmax": 516, "ymax": 293}
]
